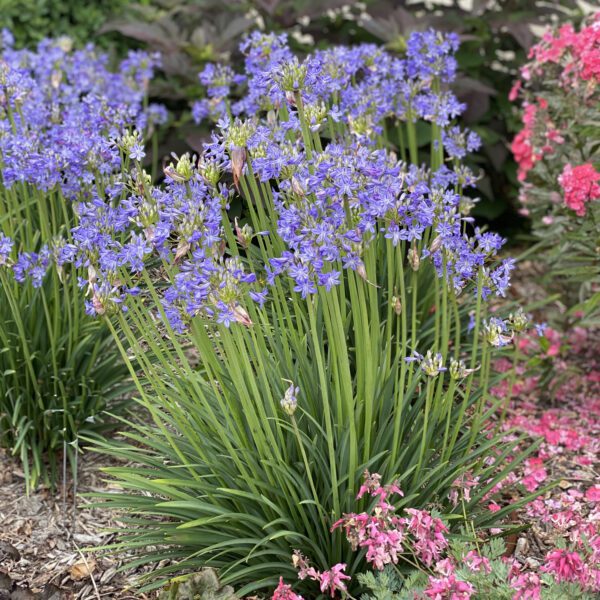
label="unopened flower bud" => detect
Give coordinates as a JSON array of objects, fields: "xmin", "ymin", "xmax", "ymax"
[
  {"xmin": 483, "ymin": 318, "xmax": 513, "ymax": 347},
  {"xmin": 459, "ymin": 197, "xmax": 476, "ymax": 216},
  {"xmin": 357, "ymin": 263, "xmax": 368, "ymax": 281},
  {"xmin": 429, "ymin": 235, "xmax": 443, "ymax": 254},
  {"xmin": 50, "ymin": 70, "xmax": 62, "ymax": 89},
  {"xmin": 232, "ymin": 304, "xmax": 252, "ymax": 327},
  {"xmin": 174, "ymin": 240, "xmax": 191, "ymax": 263},
  {"xmin": 285, "ymin": 90, "xmax": 297, "ymax": 106},
  {"xmin": 87, "ymin": 265, "xmax": 97, "ymax": 285},
  {"xmin": 231, "ymin": 146, "xmax": 247, "ymax": 191},
  {"xmin": 408, "ymin": 247, "xmax": 420, "ymax": 271},
  {"xmin": 92, "ymin": 292, "xmax": 106, "ymax": 316},
  {"xmin": 392, "ymin": 295, "xmax": 402, "ymax": 316},
  {"xmin": 290, "ymin": 177, "xmax": 305, "ymax": 197},
  {"xmin": 198, "ymin": 156, "xmax": 221, "ymax": 187},
  {"xmin": 56, "ymin": 36, "xmax": 73, "ymax": 52},
  {"xmin": 281, "ymin": 383, "xmax": 299, "ymax": 415},
  {"xmin": 267, "ymin": 110, "xmax": 277, "ymax": 127},
  {"xmin": 235, "ymin": 218, "xmax": 253, "ymax": 249}
]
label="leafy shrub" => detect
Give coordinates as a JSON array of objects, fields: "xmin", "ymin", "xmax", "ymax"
[
  {"xmin": 511, "ymin": 14, "xmax": 600, "ymax": 321},
  {"xmin": 0, "ymin": 36, "xmax": 160, "ymax": 489},
  {"xmin": 0, "ymin": 0, "xmax": 133, "ymax": 49},
  {"xmin": 71, "ymin": 30, "xmax": 532, "ymax": 594}
]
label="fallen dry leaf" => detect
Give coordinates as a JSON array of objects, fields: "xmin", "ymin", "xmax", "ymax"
[{"xmin": 70, "ymin": 559, "xmax": 96, "ymax": 581}]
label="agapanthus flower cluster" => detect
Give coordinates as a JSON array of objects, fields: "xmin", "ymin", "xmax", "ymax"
[
  {"xmin": 0, "ymin": 32, "xmax": 162, "ymax": 197},
  {"xmin": 200, "ymin": 31, "xmax": 511, "ymax": 299},
  {"xmin": 66, "ymin": 29, "xmax": 515, "ymax": 332},
  {"xmin": 194, "ymin": 28, "xmax": 467, "ymax": 139},
  {"xmin": 65, "ymin": 149, "xmax": 267, "ymax": 329}
]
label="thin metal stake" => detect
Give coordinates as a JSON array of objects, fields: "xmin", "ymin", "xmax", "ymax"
[
  {"xmin": 62, "ymin": 436, "xmax": 67, "ymax": 514},
  {"xmin": 72, "ymin": 437, "xmax": 79, "ymax": 532}
]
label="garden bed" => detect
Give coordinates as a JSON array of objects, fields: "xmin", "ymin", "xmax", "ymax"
[
  {"xmin": 1, "ymin": 316, "xmax": 597, "ymax": 598},
  {"xmin": 0, "ymin": 451, "xmax": 159, "ymax": 599}
]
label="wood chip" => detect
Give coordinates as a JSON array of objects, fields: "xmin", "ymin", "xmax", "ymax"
[{"xmin": 70, "ymin": 559, "xmax": 96, "ymax": 581}]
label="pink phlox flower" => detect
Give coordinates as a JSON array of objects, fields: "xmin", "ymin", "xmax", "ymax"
[
  {"xmin": 558, "ymin": 163, "xmax": 600, "ymax": 217},
  {"xmin": 586, "ymin": 486, "xmax": 600, "ymax": 503}
]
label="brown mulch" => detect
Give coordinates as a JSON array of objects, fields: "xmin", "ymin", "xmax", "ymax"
[{"xmin": 0, "ymin": 450, "xmax": 161, "ymax": 600}]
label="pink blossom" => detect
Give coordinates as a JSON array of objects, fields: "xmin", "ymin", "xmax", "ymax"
[
  {"xmin": 272, "ymin": 578, "xmax": 303, "ymax": 600},
  {"xmin": 558, "ymin": 163, "xmax": 600, "ymax": 217},
  {"xmin": 521, "ymin": 457, "xmax": 547, "ymax": 492},
  {"xmin": 509, "ymin": 80, "xmax": 522, "ymax": 102},
  {"xmin": 464, "ymin": 550, "xmax": 491, "ymax": 574},
  {"xmin": 511, "ymin": 572, "xmax": 542, "ymax": 600},
  {"xmin": 424, "ymin": 574, "xmax": 475, "ymax": 600},
  {"xmin": 405, "ymin": 509, "xmax": 449, "ymax": 567},
  {"xmin": 434, "ymin": 558, "xmax": 455, "ymax": 577},
  {"xmin": 448, "ymin": 472, "xmax": 479, "ymax": 506},
  {"xmin": 333, "ymin": 472, "xmax": 406, "ymax": 570},
  {"xmin": 542, "ymin": 549, "xmax": 587, "ymax": 585},
  {"xmin": 585, "ymin": 486, "xmax": 600, "ymax": 502},
  {"xmin": 317, "ymin": 564, "xmax": 351, "ymax": 598},
  {"xmin": 293, "ymin": 552, "xmax": 351, "ymax": 598}
]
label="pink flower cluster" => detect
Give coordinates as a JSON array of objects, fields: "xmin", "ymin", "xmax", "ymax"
[
  {"xmin": 405, "ymin": 509, "xmax": 450, "ymax": 568},
  {"xmin": 272, "ymin": 578, "xmax": 303, "ymax": 600},
  {"xmin": 558, "ymin": 163, "xmax": 600, "ymax": 216},
  {"xmin": 331, "ymin": 471, "xmax": 406, "ymax": 569},
  {"xmin": 511, "ymin": 100, "xmax": 563, "ymax": 183},
  {"xmin": 331, "ymin": 471, "xmax": 451, "ymax": 571},
  {"xmin": 511, "ymin": 14, "xmax": 600, "ymax": 217},
  {"xmin": 526, "ymin": 16, "xmax": 600, "ymax": 86},
  {"xmin": 424, "ymin": 574, "xmax": 475, "ymax": 600},
  {"xmin": 292, "ymin": 551, "xmax": 350, "ymax": 598}
]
